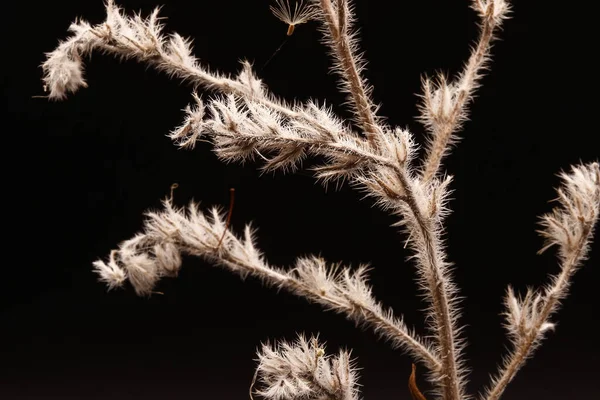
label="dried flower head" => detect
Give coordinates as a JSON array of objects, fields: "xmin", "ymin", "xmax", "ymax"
[
  {"xmin": 270, "ymin": 0, "xmax": 317, "ymax": 36},
  {"xmin": 254, "ymin": 334, "xmax": 360, "ymax": 400}
]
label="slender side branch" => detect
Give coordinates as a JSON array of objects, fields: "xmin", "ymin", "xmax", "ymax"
[
  {"xmin": 41, "ymin": 0, "xmax": 363, "ymax": 145},
  {"xmin": 419, "ymin": 0, "xmax": 510, "ymax": 182},
  {"xmin": 483, "ymin": 162, "xmax": 600, "ymax": 400},
  {"xmin": 93, "ymin": 198, "xmax": 442, "ymax": 370},
  {"xmin": 316, "ymin": 0, "xmax": 382, "ymax": 146},
  {"xmin": 171, "ymin": 92, "xmax": 403, "ymax": 178}
]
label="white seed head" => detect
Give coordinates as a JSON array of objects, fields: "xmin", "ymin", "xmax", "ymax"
[{"xmin": 270, "ymin": 0, "xmax": 317, "ymax": 35}]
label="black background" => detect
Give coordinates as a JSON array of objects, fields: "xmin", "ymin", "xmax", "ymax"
[{"xmin": 2, "ymin": 0, "xmax": 599, "ymax": 399}]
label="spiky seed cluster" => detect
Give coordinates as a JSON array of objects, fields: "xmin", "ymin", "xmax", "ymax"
[
  {"xmin": 42, "ymin": 48, "xmax": 88, "ymax": 100},
  {"xmin": 169, "ymin": 92, "xmax": 206, "ymax": 149},
  {"xmin": 538, "ymin": 162, "xmax": 600, "ymax": 260},
  {"xmin": 504, "ymin": 286, "xmax": 555, "ymax": 341},
  {"xmin": 254, "ymin": 334, "xmax": 359, "ymax": 400}
]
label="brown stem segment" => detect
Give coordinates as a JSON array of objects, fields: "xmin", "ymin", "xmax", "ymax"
[{"xmin": 409, "ymin": 364, "xmax": 428, "ymax": 400}]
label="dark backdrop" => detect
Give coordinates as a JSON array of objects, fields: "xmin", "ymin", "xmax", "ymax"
[{"xmin": 2, "ymin": 1, "xmax": 599, "ymax": 399}]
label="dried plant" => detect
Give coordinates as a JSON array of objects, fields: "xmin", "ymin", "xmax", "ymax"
[
  {"xmin": 271, "ymin": 0, "xmax": 318, "ymax": 36},
  {"xmin": 41, "ymin": 1, "xmax": 599, "ymax": 399}
]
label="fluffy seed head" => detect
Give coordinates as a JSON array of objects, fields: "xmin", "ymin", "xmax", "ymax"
[{"xmin": 270, "ymin": 0, "xmax": 317, "ymax": 35}]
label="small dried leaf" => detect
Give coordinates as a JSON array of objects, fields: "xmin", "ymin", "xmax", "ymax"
[{"xmin": 409, "ymin": 364, "xmax": 427, "ymax": 400}]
